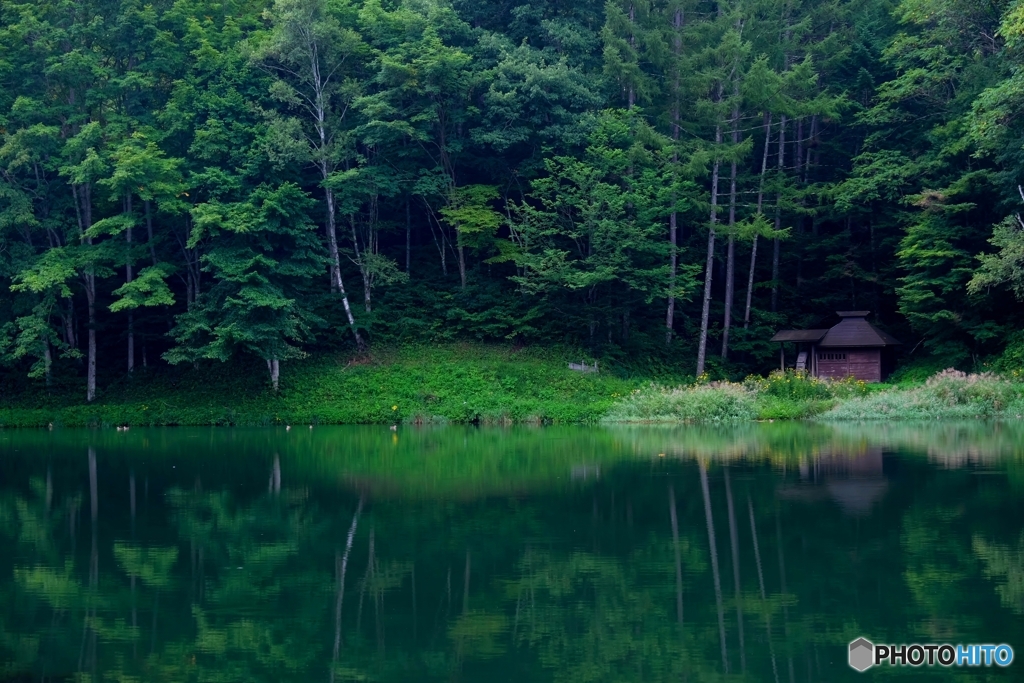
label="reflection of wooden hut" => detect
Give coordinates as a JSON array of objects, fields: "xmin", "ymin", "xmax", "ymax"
[
  {"xmin": 780, "ymin": 448, "xmax": 889, "ymax": 517},
  {"xmin": 770, "ymin": 311, "xmax": 901, "ymax": 382}
]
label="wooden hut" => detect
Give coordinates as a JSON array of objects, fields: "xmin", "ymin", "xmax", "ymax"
[{"xmin": 770, "ymin": 311, "xmax": 901, "ymax": 382}]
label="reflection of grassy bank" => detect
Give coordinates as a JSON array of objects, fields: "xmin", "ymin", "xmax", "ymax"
[{"xmin": 7, "ymin": 421, "xmax": 1023, "ymax": 499}]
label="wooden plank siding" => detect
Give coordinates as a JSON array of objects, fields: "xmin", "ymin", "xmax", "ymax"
[{"xmin": 816, "ymin": 349, "xmax": 881, "ymax": 382}]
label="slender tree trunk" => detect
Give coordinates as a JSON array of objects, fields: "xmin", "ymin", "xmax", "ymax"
[
  {"xmin": 665, "ymin": 7, "xmax": 683, "ymax": 347},
  {"xmin": 305, "ymin": 42, "xmax": 364, "ymax": 347},
  {"xmin": 267, "ymin": 358, "xmax": 280, "ymax": 392},
  {"xmin": 457, "ymin": 233, "xmax": 467, "ymax": 290},
  {"xmin": 76, "ymin": 183, "xmax": 97, "ymax": 403},
  {"xmin": 666, "ymin": 211, "xmax": 678, "ymax": 346},
  {"xmin": 63, "ymin": 304, "xmax": 76, "ymax": 350},
  {"xmin": 325, "ymin": 187, "xmax": 364, "ymax": 349},
  {"xmin": 700, "ymin": 460, "xmax": 729, "ymax": 673},
  {"xmin": 43, "ymin": 340, "xmax": 52, "ymax": 387},
  {"xmin": 696, "ymin": 89, "xmax": 723, "ymax": 377},
  {"xmin": 349, "ymin": 214, "xmax": 372, "ymax": 312},
  {"xmin": 86, "ymin": 278, "xmax": 96, "ymax": 402},
  {"xmin": 772, "ymin": 115, "xmax": 786, "ymax": 313},
  {"xmin": 145, "ymin": 200, "xmax": 157, "ymax": 265},
  {"xmin": 424, "ymin": 199, "xmax": 449, "ymax": 276},
  {"xmin": 405, "ymin": 200, "xmax": 412, "ymax": 274},
  {"xmin": 722, "ymin": 96, "xmax": 740, "ymax": 359},
  {"xmin": 795, "ymin": 117, "xmax": 803, "ymax": 183},
  {"xmin": 126, "ymin": 194, "xmax": 134, "ymax": 374},
  {"xmin": 745, "ymin": 113, "xmax": 772, "ymax": 329}
]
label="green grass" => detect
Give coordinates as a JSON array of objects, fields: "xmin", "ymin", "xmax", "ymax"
[
  {"xmin": 2, "ymin": 347, "xmax": 1022, "ymax": 426},
  {"xmin": 603, "ymin": 370, "xmax": 871, "ymax": 423},
  {"xmin": 818, "ymin": 368, "xmax": 1024, "ymax": 420},
  {"xmin": 602, "ymin": 382, "xmax": 758, "ymax": 423},
  {"xmin": 0, "ymin": 344, "xmax": 640, "ymax": 427}
]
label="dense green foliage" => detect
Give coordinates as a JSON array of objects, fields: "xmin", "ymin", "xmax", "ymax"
[{"xmin": 2, "ymin": 0, "xmax": 1024, "ymax": 400}]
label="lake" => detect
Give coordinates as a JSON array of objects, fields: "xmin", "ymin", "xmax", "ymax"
[{"xmin": 1, "ymin": 422, "xmax": 1023, "ymax": 681}]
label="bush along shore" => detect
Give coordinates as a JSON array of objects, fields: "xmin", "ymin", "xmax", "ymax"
[
  {"xmin": 1, "ymin": 345, "xmax": 1023, "ymax": 427},
  {"xmin": 605, "ymin": 368, "xmax": 1024, "ymax": 423}
]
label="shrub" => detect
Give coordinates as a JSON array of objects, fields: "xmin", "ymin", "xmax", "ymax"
[
  {"xmin": 819, "ymin": 368, "xmax": 1023, "ymax": 420},
  {"xmin": 743, "ymin": 370, "xmax": 867, "ymax": 401},
  {"xmin": 603, "ymin": 382, "xmax": 757, "ymax": 423},
  {"xmin": 991, "ymin": 330, "xmax": 1024, "ymax": 374},
  {"xmin": 755, "ymin": 396, "xmax": 834, "ymax": 420}
]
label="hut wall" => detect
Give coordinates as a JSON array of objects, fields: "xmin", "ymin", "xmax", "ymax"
[{"xmin": 816, "ymin": 348, "xmax": 881, "ymax": 382}]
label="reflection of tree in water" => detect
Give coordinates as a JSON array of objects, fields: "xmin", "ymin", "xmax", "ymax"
[
  {"xmin": 0, "ymin": 433, "xmax": 1022, "ymax": 682},
  {"xmin": 975, "ymin": 534, "xmax": 1024, "ymax": 615}
]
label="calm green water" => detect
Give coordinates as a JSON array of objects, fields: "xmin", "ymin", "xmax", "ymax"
[{"xmin": 2, "ymin": 423, "xmax": 1024, "ymax": 682}]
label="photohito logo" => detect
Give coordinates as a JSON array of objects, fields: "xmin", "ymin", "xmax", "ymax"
[{"xmin": 849, "ymin": 638, "xmax": 1013, "ymax": 671}]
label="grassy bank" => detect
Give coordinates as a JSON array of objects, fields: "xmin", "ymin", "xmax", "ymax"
[
  {"xmin": 0, "ymin": 345, "xmax": 639, "ymax": 427},
  {"xmin": 602, "ymin": 371, "xmax": 869, "ymax": 422},
  {"xmin": 2, "ymin": 344, "xmax": 1022, "ymax": 427},
  {"xmin": 606, "ymin": 368, "xmax": 1024, "ymax": 423}
]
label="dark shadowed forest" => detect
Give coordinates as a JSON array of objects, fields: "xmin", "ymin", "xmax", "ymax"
[{"xmin": 3, "ymin": 0, "xmax": 1024, "ymax": 399}]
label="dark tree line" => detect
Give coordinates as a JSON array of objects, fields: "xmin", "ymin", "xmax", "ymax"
[{"xmin": 2, "ymin": 0, "xmax": 1024, "ymax": 397}]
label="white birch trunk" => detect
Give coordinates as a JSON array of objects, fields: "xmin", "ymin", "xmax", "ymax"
[{"xmin": 267, "ymin": 358, "xmax": 280, "ymax": 392}]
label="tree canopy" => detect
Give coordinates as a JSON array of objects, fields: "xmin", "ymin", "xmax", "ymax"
[{"xmin": 1, "ymin": 0, "xmax": 1023, "ymax": 395}]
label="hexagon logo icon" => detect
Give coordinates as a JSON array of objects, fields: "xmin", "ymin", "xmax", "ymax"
[{"xmin": 849, "ymin": 638, "xmax": 874, "ymax": 672}]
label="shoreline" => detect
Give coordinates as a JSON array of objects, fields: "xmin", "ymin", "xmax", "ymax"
[{"xmin": 2, "ymin": 348, "xmax": 1018, "ymax": 428}]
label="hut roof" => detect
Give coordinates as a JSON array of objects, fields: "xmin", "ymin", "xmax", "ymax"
[
  {"xmin": 819, "ymin": 311, "xmax": 901, "ymax": 348},
  {"xmin": 770, "ymin": 329, "xmax": 829, "ymax": 343}
]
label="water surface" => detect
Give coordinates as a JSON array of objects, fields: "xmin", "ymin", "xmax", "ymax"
[{"xmin": 1, "ymin": 422, "xmax": 1023, "ymax": 681}]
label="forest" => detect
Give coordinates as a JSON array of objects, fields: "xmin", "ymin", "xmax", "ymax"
[{"xmin": 3, "ymin": 0, "xmax": 1024, "ymax": 399}]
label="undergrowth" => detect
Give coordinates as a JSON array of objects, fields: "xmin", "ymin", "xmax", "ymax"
[
  {"xmin": 819, "ymin": 368, "xmax": 1024, "ymax": 420},
  {"xmin": 602, "ymin": 370, "xmax": 870, "ymax": 423},
  {"xmin": 0, "ymin": 344, "xmax": 638, "ymax": 427},
  {"xmin": 3, "ymin": 348, "xmax": 1023, "ymax": 427}
]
